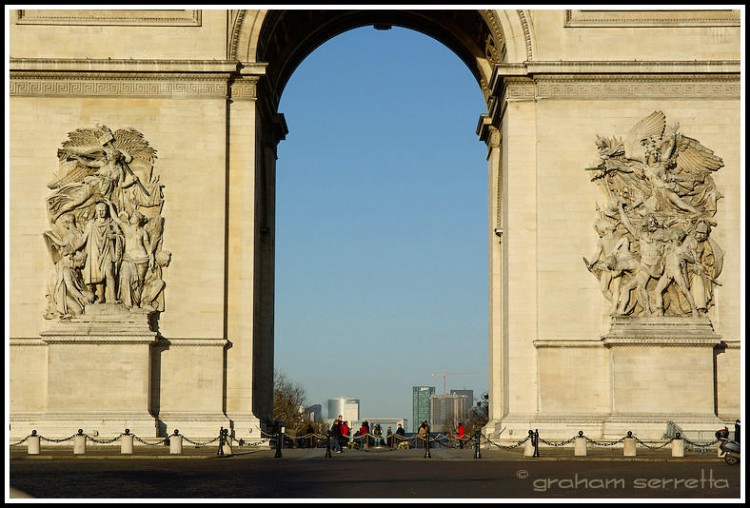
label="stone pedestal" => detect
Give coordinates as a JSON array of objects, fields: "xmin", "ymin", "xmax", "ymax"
[
  {"xmin": 170, "ymin": 434, "xmax": 183, "ymax": 455},
  {"xmin": 121, "ymin": 433, "xmax": 134, "ymax": 454},
  {"xmin": 672, "ymin": 437, "xmax": 685, "ymax": 457},
  {"xmin": 574, "ymin": 436, "xmax": 587, "ymax": 456},
  {"xmin": 601, "ymin": 316, "xmax": 724, "ymax": 439},
  {"xmin": 27, "ymin": 435, "xmax": 40, "ymax": 455},
  {"xmin": 28, "ymin": 304, "xmax": 159, "ymax": 439},
  {"xmin": 623, "ymin": 437, "xmax": 636, "ymax": 457},
  {"xmin": 493, "ymin": 316, "xmax": 726, "ymax": 441}
]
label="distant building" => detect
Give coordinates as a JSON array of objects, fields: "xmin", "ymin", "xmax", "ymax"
[
  {"xmin": 327, "ymin": 397, "xmax": 360, "ymax": 422},
  {"xmin": 412, "ymin": 386, "xmax": 435, "ymax": 432},
  {"xmin": 303, "ymin": 404, "xmax": 323, "ymax": 424},
  {"xmin": 450, "ymin": 389, "xmax": 474, "ymax": 406},
  {"xmin": 430, "ymin": 392, "xmax": 472, "ymax": 433}
]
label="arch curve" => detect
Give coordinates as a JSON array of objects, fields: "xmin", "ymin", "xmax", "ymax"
[{"xmin": 230, "ymin": 9, "xmax": 533, "ymax": 109}]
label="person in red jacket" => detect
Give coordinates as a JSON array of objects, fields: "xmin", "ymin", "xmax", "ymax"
[
  {"xmin": 456, "ymin": 422, "xmax": 466, "ymax": 449},
  {"xmin": 359, "ymin": 421, "xmax": 370, "ymax": 448},
  {"xmin": 340, "ymin": 420, "xmax": 350, "ymax": 449}
]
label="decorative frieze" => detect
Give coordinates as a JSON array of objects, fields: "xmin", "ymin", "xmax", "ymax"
[
  {"xmin": 15, "ymin": 9, "xmax": 202, "ymax": 27},
  {"xmin": 565, "ymin": 9, "xmax": 740, "ymax": 28},
  {"xmin": 10, "ymin": 74, "xmax": 230, "ymax": 99},
  {"xmin": 536, "ymin": 75, "xmax": 739, "ymax": 100},
  {"xmin": 230, "ymin": 77, "xmax": 259, "ymax": 100}
]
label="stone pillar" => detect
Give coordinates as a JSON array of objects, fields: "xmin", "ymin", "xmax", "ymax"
[
  {"xmin": 478, "ymin": 116, "xmax": 506, "ymax": 434},
  {"xmin": 121, "ymin": 433, "xmax": 134, "ymax": 455},
  {"xmin": 574, "ymin": 436, "xmax": 587, "ymax": 456},
  {"xmin": 27, "ymin": 433, "xmax": 40, "ymax": 455},
  {"xmin": 671, "ymin": 437, "xmax": 685, "ymax": 457},
  {"xmin": 73, "ymin": 432, "xmax": 86, "ymax": 455},
  {"xmin": 223, "ymin": 75, "xmax": 266, "ymax": 439},
  {"xmin": 623, "ymin": 436, "xmax": 636, "ymax": 457},
  {"xmin": 169, "ymin": 434, "xmax": 183, "ymax": 455}
]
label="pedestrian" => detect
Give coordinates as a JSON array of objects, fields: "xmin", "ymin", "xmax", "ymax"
[
  {"xmin": 330, "ymin": 415, "xmax": 343, "ymax": 453},
  {"xmin": 456, "ymin": 422, "xmax": 466, "ymax": 449},
  {"xmin": 373, "ymin": 423, "xmax": 384, "ymax": 446},
  {"xmin": 341, "ymin": 420, "xmax": 351, "ymax": 449},
  {"xmin": 418, "ymin": 421, "xmax": 430, "ymax": 448},
  {"xmin": 359, "ymin": 420, "xmax": 370, "ymax": 448},
  {"xmin": 395, "ymin": 423, "xmax": 407, "ymax": 449},
  {"xmin": 386, "ymin": 426, "xmax": 394, "ymax": 448}
]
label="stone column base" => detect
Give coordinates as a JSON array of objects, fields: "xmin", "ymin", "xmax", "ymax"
[
  {"xmin": 10, "ymin": 411, "xmax": 158, "ymax": 443},
  {"xmin": 157, "ymin": 412, "xmax": 232, "ymax": 441}
]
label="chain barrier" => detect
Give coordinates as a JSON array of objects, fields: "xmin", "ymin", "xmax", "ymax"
[
  {"xmin": 633, "ymin": 436, "xmax": 673, "ymax": 450},
  {"xmin": 85, "ymin": 433, "xmax": 124, "ymax": 444},
  {"xmin": 682, "ymin": 436, "xmax": 720, "ymax": 452},
  {"xmin": 484, "ymin": 434, "xmax": 531, "ymax": 449},
  {"xmin": 10, "ymin": 435, "xmax": 32, "ymax": 446},
  {"xmin": 182, "ymin": 435, "xmax": 221, "ymax": 447},
  {"xmin": 132, "ymin": 435, "xmax": 168, "ymax": 447},
  {"xmin": 538, "ymin": 436, "xmax": 577, "ymax": 447},
  {"xmin": 9, "ymin": 427, "xmax": 728, "ymax": 455},
  {"xmin": 584, "ymin": 436, "xmax": 625, "ymax": 447},
  {"xmin": 38, "ymin": 433, "xmax": 79, "ymax": 443}
]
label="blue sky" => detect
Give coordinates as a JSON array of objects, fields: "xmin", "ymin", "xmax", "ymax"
[{"xmin": 274, "ymin": 25, "xmax": 490, "ymax": 421}]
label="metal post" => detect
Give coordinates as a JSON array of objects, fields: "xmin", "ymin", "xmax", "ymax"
[
  {"xmin": 325, "ymin": 430, "xmax": 332, "ymax": 458},
  {"xmin": 473, "ymin": 430, "xmax": 481, "ymax": 459},
  {"xmin": 274, "ymin": 423, "xmax": 283, "ymax": 458},
  {"xmin": 424, "ymin": 430, "xmax": 432, "ymax": 459},
  {"xmin": 533, "ymin": 429, "xmax": 540, "ymax": 457}
]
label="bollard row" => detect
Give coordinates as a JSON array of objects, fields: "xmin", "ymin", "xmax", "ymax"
[
  {"xmin": 483, "ymin": 429, "xmax": 721, "ymax": 458},
  {"xmin": 11, "ymin": 427, "xmax": 270, "ymax": 456}
]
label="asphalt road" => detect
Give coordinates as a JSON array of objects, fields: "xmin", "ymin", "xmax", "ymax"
[{"xmin": 8, "ymin": 447, "xmax": 743, "ymax": 500}]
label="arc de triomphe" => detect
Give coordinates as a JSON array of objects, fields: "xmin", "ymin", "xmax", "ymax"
[{"xmin": 8, "ymin": 8, "xmax": 742, "ymax": 442}]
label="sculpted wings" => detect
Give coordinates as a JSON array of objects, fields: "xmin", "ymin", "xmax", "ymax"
[
  {"xmin": 623, "ymin": 110, "xmax": 681, "ymax": 163},
  {"xmin": 625, "ymin": 111, "xmax": 666, "ymax": 162},
  {"xmin": 113, "ymin": 128, "xmax": 158, "ymax": 164},
  {"xmin": 672, "ymin": 133, "xmax": 724, "ymax": 180}
]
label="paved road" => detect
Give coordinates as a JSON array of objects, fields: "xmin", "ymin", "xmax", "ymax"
[{"xmin": 8, "ymin": 447, "xmax": 743, "ymax": 500}]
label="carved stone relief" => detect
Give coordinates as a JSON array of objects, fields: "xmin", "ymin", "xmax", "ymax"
[
  {"xmin": 43, "ymin": 125, "xmax": 170, "ymax": 320},
  {"xmin": 583, "ymin": 111, "xmax": 724, "ymax": 318}
]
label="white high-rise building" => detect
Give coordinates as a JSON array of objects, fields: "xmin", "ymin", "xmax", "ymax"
[{"xmin": 327, "ymin": 397, "xmax": 360, "ymax": 422}]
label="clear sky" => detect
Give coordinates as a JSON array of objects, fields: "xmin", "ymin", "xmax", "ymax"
[{"xmin": 274, "ymin": 25, "xmax": 490, "ymax": 422}]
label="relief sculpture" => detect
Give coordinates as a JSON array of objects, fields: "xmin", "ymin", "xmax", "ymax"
[
  {"xmin": 583, "ymin": 111, "xmax": 724, "ymax": 318},
  {"xmin": 43, "ymin": 125, "xmax": 169, "ymax": 319}
]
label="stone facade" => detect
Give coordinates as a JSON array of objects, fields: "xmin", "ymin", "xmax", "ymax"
[{"xmin": 7, "ymin": 8, "xmax": 742, "ymax": 442}]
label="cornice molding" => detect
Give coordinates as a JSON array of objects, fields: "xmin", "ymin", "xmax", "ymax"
[{"xmin": 9, "ymin": 58, "xmax": 241, "ymax": 73}]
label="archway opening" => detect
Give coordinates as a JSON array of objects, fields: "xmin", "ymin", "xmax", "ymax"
[{"xmin": 273, "ymin": 25, "xmax": 489, "ymax": 432}]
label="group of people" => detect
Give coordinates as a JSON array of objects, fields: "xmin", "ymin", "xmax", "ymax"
[{"xmin": 329, "ymin": 416, "xmax": 408, "ymax": 451}]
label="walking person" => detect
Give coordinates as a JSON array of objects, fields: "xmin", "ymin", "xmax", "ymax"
[
  {"xmin": 456, "ymin": 422, "xmax": 466, "ymax": 449},
  {"xmin": 330, "ymin": 415, "xmax": 343, "ymax": 453}
]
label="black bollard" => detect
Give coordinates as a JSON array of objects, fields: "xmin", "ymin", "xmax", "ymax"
[
  {"xmin": 325, "ymin": 430, "xmax": 332, "ymax": 458},
  {"xmin": 533, "ymin": 429, "xmax": 540, "ymax": 457},
  {"xmin": 424, "ymin": 432, "xmax": 432, "ymax": 459},
  {"xmin": 274, "ymin": 422, "xmax": 284, "ymax": 458},
  {"xmin": 474, "ymin": 430, "xmax": 481, "ymax": 459}
]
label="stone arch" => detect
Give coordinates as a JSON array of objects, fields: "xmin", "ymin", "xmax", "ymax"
[{"xmin": 230, "ymin": 9, "xmax": 534, "ymax": 107}]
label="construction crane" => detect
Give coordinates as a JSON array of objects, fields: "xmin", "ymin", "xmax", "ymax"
[{"xmin": 431, "ymin": 370, "xmax": 477, "ymax": 394}]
